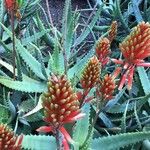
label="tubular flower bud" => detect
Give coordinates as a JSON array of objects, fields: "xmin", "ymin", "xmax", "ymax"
[
  {"xmin": 99, "ymin": 74, "xmax": 116, "ymax": 100},
  {"xmin": 0, "ymin": 124, "xmax": 23, "ymax": 150},
  {"xmin": 108, "ymin": 21, "xmax": 118, "ymax": 43},
  {"xmin": 112, "ymin": 22, "xmax": 150, "ymax": 90},
  {"xmin": 5, "ymin": 0, "xmax": 17, "ymax": 11},
  {"xmin": 42, "ymin": 74, "xmax": 82, "ymax": 129},
  {"xmin": 95, "ymin": 37, "xmax": 111, "ymax": 66},
  {"xmin": 81, "ymin": 56, "xmax": 100, "ymax": 90}
]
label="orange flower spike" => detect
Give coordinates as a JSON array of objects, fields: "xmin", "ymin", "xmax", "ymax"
[
  {"xmin": 99, "ymin": 74, "xmax": 116, "ymax": 100},
  {"xmin": 39, "ymin": 75, "xmax": 85, "ymax": 149},
  {"xmin": 81, "ymin": 56, "xmax": 100, "ymax": 91},
  {"xmin": 95, "ymin": 38, "xmax": 111, "ymax": 67},
  {"xmin": 0, "ymin": 124, "xmax": 23, "ymax": 150},
  {"xmin": 42, "ymin": 74, "xmax": 83, "ymax": 128},
  {"xmin": 120, "ymin": 22, "xmax": 150, "ymax": 63},
  {"xmin": 108, "ymin": 21, "xmax": 118, "ymax": 43},
  {"xmin": 112, "ymin": 22, "xmax": 150, "ymax": 90}
]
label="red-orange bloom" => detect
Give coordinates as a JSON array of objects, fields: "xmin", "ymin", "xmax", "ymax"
[
  {"xmin": 81, "ymin": 56, "xmax": 100, "ymax": 91},
  {"xmin": 5, "ymin": 0, "xmax": 22, "ymax": 20},
  {"xmin": 95, "ymin": 38, "xmax": 111, "ymax": 67},
  {"xmin": 99, "ymin": 73, "xmax": 117, "ymax": 100},
  {"xmin": 42, "ymin": 75, "xmax": 82, "ymax": 127},
  {"xmin": 0, "ymin": 124, "xmax": 23, "ymax": 150},
  {"xmin": 37, "ymin": 75, "xmax": 84, "ymax": 150},
  {"xmin": 112, "ymin": 22, "xmax": 150, "ymax": 90},
  {"xmin": 5, "ymin": 0, "xmax": 15, "ymax": 11},
  {"xmin": 108, "ymin": 21, "xmax": 118, "ymax": 43}
]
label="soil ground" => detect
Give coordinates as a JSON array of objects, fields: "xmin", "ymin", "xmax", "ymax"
[{"xmin": 42, "ymin": 0, "xmax": 93, "ymax": 28}]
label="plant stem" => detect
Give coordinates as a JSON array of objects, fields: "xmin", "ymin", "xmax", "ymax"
[
  {"xmin": 0, "ymin": 0, "xmax": 5, "ymax": 39},
  {"xmin": 55, "ymin": 129, "xmax": 62, "ymax": 150},
  {"xmin": 11, "ymin": 2, "xmax": 16, "ymax": 80}
]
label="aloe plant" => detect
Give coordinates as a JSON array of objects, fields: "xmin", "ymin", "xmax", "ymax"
[{"xmin": 0, "ymin": 0, "xmax": 150, "ymax": 150}]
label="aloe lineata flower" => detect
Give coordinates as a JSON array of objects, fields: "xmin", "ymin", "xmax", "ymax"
[
  {"xmin": 99, "ymin": 74, "xmax": 116, "ymax": 100},
  {"xmin": 95, "ymin": 38, "xmax": 111, "ymax": 67},
  {"xmin": 37, "ymin": 74, "xmax": 84, "ymax": 149},
  {"xmin": 81, "ymin": 56, "xmax": 100, "ymax": 91},
  {"xmin": 108, "ymin": 21, "xmax": 118, "ymax": 43},
  {"xmin": 112, "ymin": 22, "xmax": 150, "ymax": 90},
  {"xmin": 0, "ymin": 124, "xmax": 23, "ymax": 150}
]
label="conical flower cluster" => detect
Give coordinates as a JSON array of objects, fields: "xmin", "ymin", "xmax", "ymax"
[
  {"xmin": 42, "ymin": 74, "xmax": 81, "ymax": 129},
  {"xmin": 81, "ymin": 56, "xmax": 100, "ymax": 91},
  {"xmin": 112, "ymin": 22, "xmax": 150, "ymax": 90},
  {"xmin": 95, "ymin": 38, "xmax": 111, "ymax": 66},
  {"xmin": 0, "ymin": 124, "xmax": 22, "ymax": 150},
  {"xmin": 120, "ymin": 22, "xmax": 150, "ymax": 63},
  {"xmin": 108, "ymin": 21, "xmax": 118, "ymax": 43},
  {"xmin": 99, "ymin": 74, "xmax": 116, "ymax": 100}
]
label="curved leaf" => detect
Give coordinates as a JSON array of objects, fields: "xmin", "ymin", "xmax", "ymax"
[
  {"xmin": 92, "ymin": 131, "xmax": 150, "ymax": 150},
  {"xmin": 73, "ymin": 104, "xmax": 91, "ymax": 146},
  {"xmin": 0, "ymin": 76, "xmax": 47, "ymax": 93},
  {"xmin": 22, "ymin": 135, "xmax": 56, "ymax": 150}
]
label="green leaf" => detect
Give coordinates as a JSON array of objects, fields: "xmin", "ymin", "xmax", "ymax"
[
  {"xmin": 68, "ymin": 49, "xmax": 94, "ymax": 79},
  {"xmin": 73, "ymin": 104, "xmax": 91, "ymax": 147},
  {"xmin": 0, "ymin": 22, "xmax": 46, "ymax": 80},
  {"xmin": 23, "ymin": 95, "xmax": 43, "ymax": 118},
  {"xmin": 22, "ymin": 135, "xmax": 56, "ymax": 150},
  {"xmin": 131, "ymin": 0, "xmax": 143, "ymax": 23},
  {"xmin": 36, "ymin": 13, "xmax": 54, "ymax": 47},
  {"xmin": 137, "ymin": 67, "xmax": 150, "ymax": 95},
  {"xmin": 92, "ymin": 131, "xmax": 150, "ymax": 150},
  {"xmin": 0, "ymin": 104, "xmax": 9, "ymax": 123},
  {"xmin": 106, "ymin": 93, "xmax": 150, "ymax": 114},
  {"xmin": 120, "ymin": 101, "xmax": 129, "ymax": 133},
  {"xmin": 21, "ymin": 30, "xmax": 51, "ymax": 46},
  {"xmin": 62, "ymin": 0, "xmax": 74, "ymax": 58},
  {"xmin": 0, "ymin": 76, "xmax": 47, "ymax": 93}
]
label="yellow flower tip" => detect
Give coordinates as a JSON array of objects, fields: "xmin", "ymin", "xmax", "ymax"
[
  {"xmin": 0, "ymin": 124, "xmax": 22, "ymax": 150},
  {"xmin": 95, "ymin": 38, "xmax": 111, "ymax": 66},
  {"xmin": 81, "ymin": 56, "xmax": 100, "ymax": 90},
  {"xmin": 99, "ymin": 74, "xmax": 116, "ymax": 100},
  {"xmin": 120, "ymin": 22, "xmax": 150, "ymax": 63}
]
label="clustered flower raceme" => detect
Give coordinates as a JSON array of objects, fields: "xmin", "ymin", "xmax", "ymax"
[
  {"xmin": 112, "ymin": 22, "xmax": 150, "ymax": 90},
  {"xmin": 36, "ymin": 21, "xmax": 150, "ymax": 150},
  {"xmin": 37, "ymin": 74, "xmax": 85, "ymax": 150},
  {"xmin": 95, "ymin": 21, "xmax": 117, "ymax": 67},
  {"xmin": 0, "ymin": 124, "xmax": 23, "ymax": 150},
  {"xmin": 95, "ymin": 37, "xmax": 111, "ymax": 67},
  {"xmin": 98, "ymin": 74, "xmax": 116, "ymax": 100},
  {"xmin": 81, "ymin": 56, "xmax": 100, "ymax": 92},
  {"xmin": 97, "ymin": 67, "xmax": 121, "ymax": 101},
  {"xmin": 108, "ymin": 21, "xmax": 118, "ymax": 43}
]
